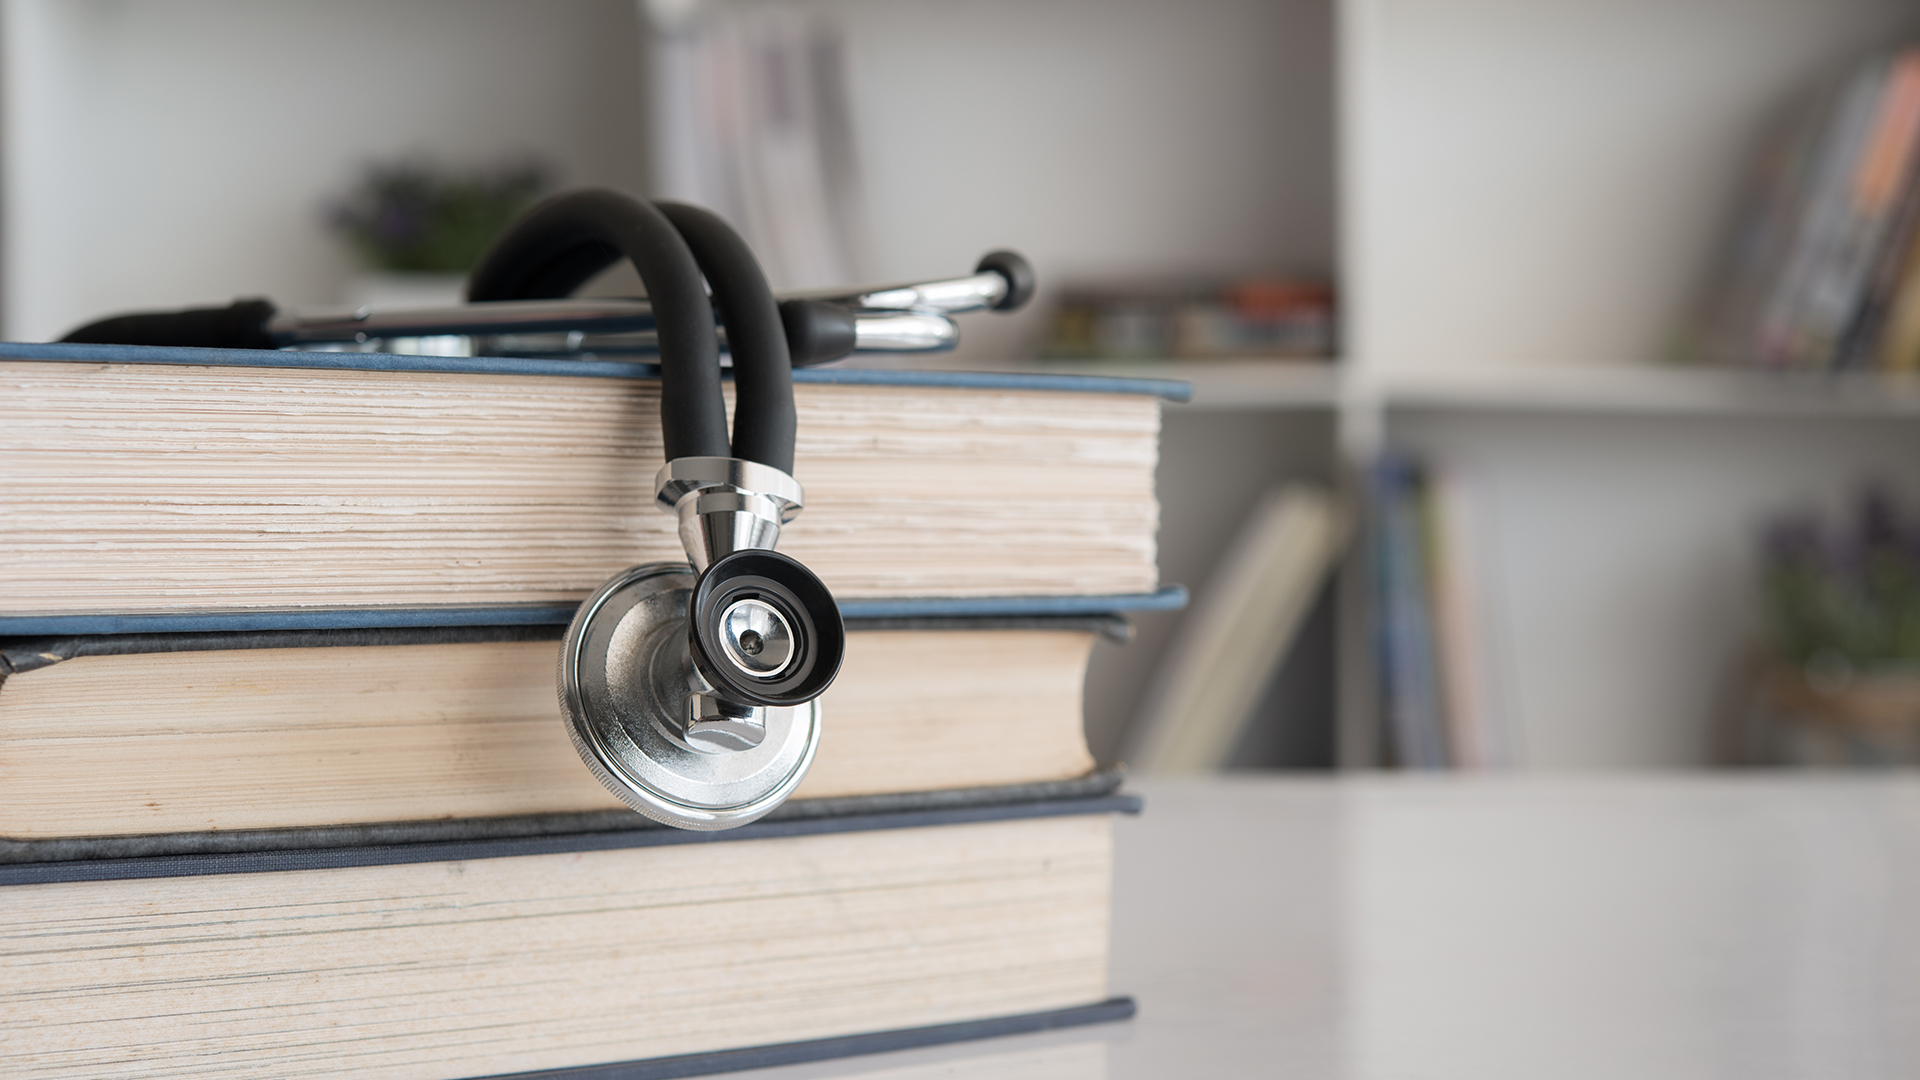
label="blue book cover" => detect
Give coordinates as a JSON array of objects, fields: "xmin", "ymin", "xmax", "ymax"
[{"xmin": 1374, "ymin": 454, "xmax": 1448, "ymax": 769}]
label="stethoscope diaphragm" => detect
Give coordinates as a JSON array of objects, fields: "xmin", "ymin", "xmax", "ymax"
[{"xmin": 558, "ymin": 562, "xmax": 822, "ymax": 831}]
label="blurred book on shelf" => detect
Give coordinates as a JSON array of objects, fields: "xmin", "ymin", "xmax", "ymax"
[
  {"xmin": 1690, "ymin": 45, "xmax": 1920, "ymax": 374},
  {"xmin": 1722, "ymin": 489, "xmax": 1920, "ymax": 766},
  {"xmin": 1372, "ymin": 455, "xmax": 1514, "ymax": 770},
  {"xmin": 1043, "ymin": 277, "xmax": 1334, "ymax": 361},
  {"xmin": 1125, "ymin": 485, "xmax": 1347, "ymax": 774},
  {"xmin": 648, "ymin": 2, "xmax": 870, "ymax": 290}
]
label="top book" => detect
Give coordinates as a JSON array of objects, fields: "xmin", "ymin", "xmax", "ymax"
[{"xmin": 0, "ymin": 344, "xmax": 1178, "ymax": 622}]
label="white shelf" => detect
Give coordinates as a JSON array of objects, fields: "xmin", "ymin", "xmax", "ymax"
[
  {"xmin": 880, "ymin": 356, "xmax": 1920, "ymax": 419},
  {"xmin": 848, "ymin": 356, "xmax": 1343, "ymax": 409},
  {"xmin": 1032, "ymin": 359, "xmax": 1342, "ymax": 409},
  {"xmin": 1374, "ymin": 365, "xmax": 1920, "ymax": 419}
]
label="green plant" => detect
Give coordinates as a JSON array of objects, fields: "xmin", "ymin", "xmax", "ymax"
[
  {"xmin": 328, "ymin": 160, "xmax": 548, "ymax": 273},
  {"xmin": 1761, "ymin": 490, "xmax": 1920, "ymax": 670}
]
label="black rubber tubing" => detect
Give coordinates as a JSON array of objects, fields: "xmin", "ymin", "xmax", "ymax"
[
  {"xmin": 780, "ymin": 300, "xmax": 858, "ymax": 369},
  {"xmin": 466, "ymin": 188, "xmax": 730, "ymax": 462},
  {"xmin": 657, "ymin": 201, "xmax": 795, "ymax": 473},
  {"xmin": 59, "ymin": 298, "xmax": 279, "ymax": 350}
]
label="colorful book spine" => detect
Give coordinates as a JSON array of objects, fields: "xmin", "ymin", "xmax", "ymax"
[{"xmin": 1696, "ymin": 47, "xmax": 1920, "ymax": 373}]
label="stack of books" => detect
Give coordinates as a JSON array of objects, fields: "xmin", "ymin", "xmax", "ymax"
[{"xmin": 0, "ymin": 341, "xmax": 1183, "ymax": 1077}]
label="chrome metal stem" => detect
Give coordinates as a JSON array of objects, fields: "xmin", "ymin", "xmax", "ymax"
[
  {"xmin": 264, "ymin": 266, "xmax": 997, "ymax": 351},
  {"xmin": 266, "ymin": 298, "xmax": 658, "ymax": 342},
  {"xmin": 783, "ymin": 269, "xmax": 1010, "ymax": 315},
  {"xmin": 654, "ymin": 456, "xmax": 804, "ymax": 572}
]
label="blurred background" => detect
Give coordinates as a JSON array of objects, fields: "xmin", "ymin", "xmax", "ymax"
[{"xmin": 10, "ymin": 0, "xmax": 1920, "ymax": 777}]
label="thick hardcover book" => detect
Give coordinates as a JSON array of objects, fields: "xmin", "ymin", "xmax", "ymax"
[
  {"xmin": 0, "ymin": 343, "xmax": 1184, "ymax": 620},
  {"xmin": 0, "ymin": 604, "xmax": 1165, "ymax": 847},
  {"xmin": 0, "ymin": 789, "xmax": 1139, "ymax": 1080}
]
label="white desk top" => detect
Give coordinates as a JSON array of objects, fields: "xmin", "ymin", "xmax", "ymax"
[{"xmin": 710, "ymin": 775, "xmax": 1920, "ymax": 1079}]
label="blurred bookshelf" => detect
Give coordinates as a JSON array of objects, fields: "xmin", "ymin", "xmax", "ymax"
[
  {"xmin": 1329, "ymin": 0, "xmax": 1920, "ymax": 773},
  {"xmin": 880, "ymin": 0, "xmax": 1920, "ymax": 774}
]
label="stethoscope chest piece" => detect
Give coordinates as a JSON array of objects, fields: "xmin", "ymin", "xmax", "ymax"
[{"xmin": 559, "ymin": 561, "xmax": 823, "ymax": 831}]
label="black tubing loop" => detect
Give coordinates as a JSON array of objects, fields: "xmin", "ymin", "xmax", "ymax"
[
  {"xmin": 657, "ymin": 201, "xmax": 795, "ymax": 474},
  {"xmin": 467, "ymin": 188, "xmax": 729, "ymax": 462}
]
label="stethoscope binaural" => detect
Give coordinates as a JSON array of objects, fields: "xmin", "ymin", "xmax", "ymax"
[{"xmin": 468, "ymin": 189, "xmax": 843, "ymax": 831}]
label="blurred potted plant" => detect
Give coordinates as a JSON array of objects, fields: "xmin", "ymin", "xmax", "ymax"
[
  {"xmin": 328, "ymin": 159, "xmax": 548, "ymax": 307},
  {"xmin": 1739, "ymin": 491, "xmax": 1920, "ymax": 765}
]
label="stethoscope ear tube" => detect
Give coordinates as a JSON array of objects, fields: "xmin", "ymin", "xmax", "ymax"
[
  {"xmin": 466, "ymin": 188, "xmax": 730, "ymax": 462},
  {"xmin": 976, "ymin": 250, "xmax": 1036, "ymax": 312},
  {"xmin": 60, "ymin": 298, "xmax": 281, "ymax": 350}
]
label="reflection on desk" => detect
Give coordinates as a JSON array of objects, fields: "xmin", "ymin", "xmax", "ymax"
[{"xmin": 702, "ymin": 776, "xmax": 1920, "ymax": 1080}]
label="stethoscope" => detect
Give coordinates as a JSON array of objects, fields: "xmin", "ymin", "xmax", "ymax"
[
  {"xmin": 471, "ymin": 191, "xmax": 1036, "ymax": 830},
  {"xmin": 60, "ymin": 187, "xmax": 1034, "ymax": 831},
  {"xmin": 470, "ymin": 190, "xmax": 842, "ymax": 830}
]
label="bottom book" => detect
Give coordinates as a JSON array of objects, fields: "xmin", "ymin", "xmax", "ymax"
[{"xmin": 0, "ymin": 794, "xmax": 1134, "ymax": 1080}]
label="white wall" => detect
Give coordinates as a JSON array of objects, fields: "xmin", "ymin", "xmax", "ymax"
[{"xmin": 2, "ymin": 0, "xmax": 644, "ymax": 342}]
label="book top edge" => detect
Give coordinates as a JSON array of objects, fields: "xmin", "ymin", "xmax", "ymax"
[
  {"xmin": 0, "ymin": 341, "xmax": 1193, "ymax": 402},
  {"xmin": 0, "ymin": 613, "xmax": 1138, "ymax": 674},
  {"xmin": 0, "ymin": 788, "xmax": 1143, "ymax": 884},
  {"xmin": 467, "ymin": 998, "xmax": 1136, "ymax": 1080},
  {"xmin": 0, "ymin": 587, "xmax": 1188, "ymax": 639}
]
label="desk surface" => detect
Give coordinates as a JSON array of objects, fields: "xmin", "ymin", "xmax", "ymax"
[{"xmin": 708, "ymin": 775, "xmax": 1920, "ymax": 1080}]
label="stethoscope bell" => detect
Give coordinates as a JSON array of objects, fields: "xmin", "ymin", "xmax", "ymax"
[
  {"xmin": 559, "ymin": 561, "xmax": 826, "ymax": 830},
  {"xmin": 555, "ymin": 453, "xmax": 844, "ymax": 830}
]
